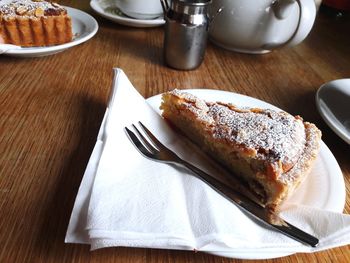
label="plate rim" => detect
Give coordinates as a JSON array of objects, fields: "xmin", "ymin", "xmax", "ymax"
[
  {"xmin": 4, "ymin": 6, "xmax": 99, "ymax": 56},
  {"xmin": 90, "ymin": 0, "xmax": 165, "ymax": 28},
  {"xmin": 316, "ymin": 79, "xmax": 350, "ymax": 145},
  {"xmin": 146, "ymin": 88, "xmax": 346, "ymax": 259}
]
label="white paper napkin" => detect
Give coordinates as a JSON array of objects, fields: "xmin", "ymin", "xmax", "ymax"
[{"xmin": 65, "ymin": 68, "xmax": 350, "ymax": 259}]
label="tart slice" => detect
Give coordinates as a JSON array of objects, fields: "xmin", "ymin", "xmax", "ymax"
[
  {"xmin": 0, "ymin": 0, "xmax": 72, "ymax": 47},
  {"xmin": 160, "ymin": 90, "xmax": 322, "ymax": 210}
]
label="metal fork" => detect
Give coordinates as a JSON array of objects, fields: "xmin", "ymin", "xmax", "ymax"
[{"xmin": 124, "ymin": 121, "xmax": 319, "ymax": 247}]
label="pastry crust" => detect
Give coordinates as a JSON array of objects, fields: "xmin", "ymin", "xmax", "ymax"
[
  {"xmin": 160, "ymin": 89, "xmax": 322, "ymax": 209},
  {"xmin": 0, "ymin": 0, "xmax": 72, "ymax": 47}
]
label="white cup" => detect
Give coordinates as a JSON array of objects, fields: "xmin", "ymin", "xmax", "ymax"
[{"xmin": 116, "ymin": 0, "xmax": 164, "ymax": 19}]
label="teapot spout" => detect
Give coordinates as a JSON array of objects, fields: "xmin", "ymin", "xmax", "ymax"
[{"xmin": 272, "ymin": 0, "xmax": 297, "ymax": 19}]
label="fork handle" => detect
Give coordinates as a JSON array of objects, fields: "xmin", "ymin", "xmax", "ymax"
[{"xmin": 180, "ymin": 160, "xmax": 319, "ymax": 247}]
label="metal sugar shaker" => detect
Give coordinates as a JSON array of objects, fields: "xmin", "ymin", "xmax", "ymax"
[{"xmin": 162, "ymin": 0, "xmax": 212, "ymax": 70}]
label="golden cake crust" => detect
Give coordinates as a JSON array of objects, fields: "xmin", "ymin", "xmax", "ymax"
[
  {"xmin": 0, "ymin": 0, "xmax": 72, "ymax": 47},
  {"xmin": 160, "ymin": 89, "xmax": 322, "ymax": 209}
]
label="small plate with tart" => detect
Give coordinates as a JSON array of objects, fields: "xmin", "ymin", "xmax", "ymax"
[{"xmin": 1, "ymin": 6, "xmax": 98, "ymax": 57}]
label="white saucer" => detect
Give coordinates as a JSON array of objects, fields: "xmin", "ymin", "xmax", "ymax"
[
  {"xmin": 3, "ymin": 7, "xmax": 98, "ymax": 58},
  {"xmin": 90, "ymin": 0, "xmax": 165, "ymax": 28},
  {"xmin": 316, "ymin": 79, "xmax": 350, "ymax": 144}
]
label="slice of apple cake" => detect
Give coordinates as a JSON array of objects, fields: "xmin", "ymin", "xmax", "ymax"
[{"xmin": 160, "ymin": 89, "xmax": 322, "ymax": 210}]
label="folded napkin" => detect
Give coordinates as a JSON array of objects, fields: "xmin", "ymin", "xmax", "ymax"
[{"xmin": 65, "ymin": 68, "xmax": 350, "ymax": 259}]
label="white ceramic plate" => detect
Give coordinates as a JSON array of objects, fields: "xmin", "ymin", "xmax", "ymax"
[
  {"xmin": 3, "ymin": 7, "xmax": 98, "ymax": 57},
  {"xmin": 316, "ymin": 79, "xmax": 350, "ymax": 144},
  {"xmin": 90, "ymin": 0, "xmax": 165, "ymax": 28},
  {"xmin": 147, "ymin": 89, "xmax": 346, "ymax": 259}
]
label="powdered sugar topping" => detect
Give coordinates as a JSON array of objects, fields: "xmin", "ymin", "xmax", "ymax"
[
  {"xmin": 208, "ymin": 104, "xmax": 306, "ymax": 165},
  {"xmin": 169, "ymin": 89, "xmax": 307, "ymax": 168}
]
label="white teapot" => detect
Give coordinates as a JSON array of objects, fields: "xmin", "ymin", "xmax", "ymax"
[{"xmin": 209, "ymin": 0, "xmax": 317, "ymax": 54}]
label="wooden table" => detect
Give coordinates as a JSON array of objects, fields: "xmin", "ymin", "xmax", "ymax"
[{"xmin": 1, "ymin": 1, "xmax": 349, "ymax": 262}]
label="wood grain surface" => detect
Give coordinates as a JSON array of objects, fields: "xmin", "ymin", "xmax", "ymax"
[{"xmin": 1, "ymin": 1, "xmax": 349, "ymax": 262}]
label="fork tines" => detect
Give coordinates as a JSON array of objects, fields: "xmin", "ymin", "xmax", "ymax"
[{"xmin": 124, "ymin": 122, "xmax": 166, "ymax": 159}]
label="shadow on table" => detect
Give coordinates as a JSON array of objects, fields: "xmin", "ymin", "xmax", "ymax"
[
  {"xmin": 95, "ymin": 17, "xmax": 165, "ymax": 67},
  {"xmin": 34, "ymin": 93, "xmax": 105, "ymax": 259}
]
